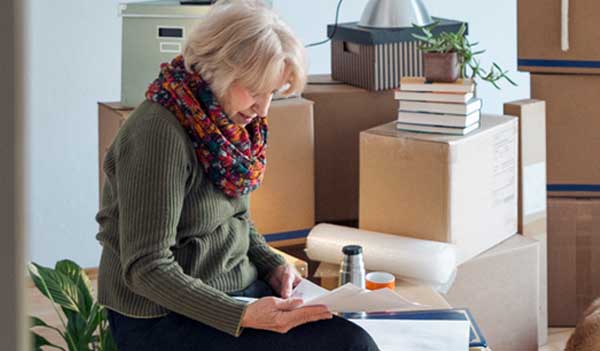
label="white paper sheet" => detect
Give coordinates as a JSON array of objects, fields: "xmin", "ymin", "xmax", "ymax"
[
  {"xmin": 291, "ymin": 280, "xmax": 423, "ymax": 313},
  {"xmin": 352, "ymin": 319, "xmax": 470, "ymax": 351},
  {"xmin": 290, "ymin": 278, "xmax": 330, "ymax": 301}
]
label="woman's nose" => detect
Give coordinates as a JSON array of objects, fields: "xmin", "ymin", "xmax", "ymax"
[{"xmin": 253, "ymin": 94, "xmax": 273, "ymax": 117}]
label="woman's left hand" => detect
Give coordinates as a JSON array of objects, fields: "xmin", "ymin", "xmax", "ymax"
[{"xmin": 267, "ymin": 264, "xmax": 302, "ymax": 299}]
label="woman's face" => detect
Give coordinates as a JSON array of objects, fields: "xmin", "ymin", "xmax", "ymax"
[{"xmin": 220, "ymin": 73, "xmax": 288, "ymax": 126}]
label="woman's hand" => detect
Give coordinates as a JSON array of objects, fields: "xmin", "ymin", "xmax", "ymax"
[
  {"xmin": 240, "ymin": 297, "xmax": 332, "ymax": 333},
  {"xmin": 267, "ymin": 264, "xmax": 302, "ymax": 298}
]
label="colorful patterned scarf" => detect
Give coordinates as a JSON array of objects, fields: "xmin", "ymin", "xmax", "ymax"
[{"xmin": 145, "ymin": 55, "xmax": 267, "ymax": 198}]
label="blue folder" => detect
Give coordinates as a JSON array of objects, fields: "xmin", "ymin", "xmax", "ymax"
[{"xmin": 344, "ymin": 308, "xmax": 487, "ymax": 348}]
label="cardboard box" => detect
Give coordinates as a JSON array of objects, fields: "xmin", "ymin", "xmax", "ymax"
[
  {"xmin": 503, "ymin": 99, "xmax": 548, "ymax": 345},
  {"xmin": 302, "ymin": 75, "xmax": 397, "ymax": 223},
  {"xmin": 98, "ymin": 99, "xmax": 315, "ymax": 246},
  {"xmin": 249, "ymin": 98, "xmax": 315, "ymax": 247},
  {"xmin": 314, "ymin": 262, "xmax": 451, "ymax": 310},
  {"xmin": 547, "ymin": 198, "xmax": 600, "ymax": 326},
  {"xmin": 503, "ymin": 99, "xmax": 548, "ymax": 236},
  {"xmin": 445, "ymin": 235, "xmax": 540, "ymax": 351},
  {"xmin": 359, "ymin": 115, "xmax": 518, "ymax": 263},
  {"xmin": 518, "ymin": 0, "xmax": 600, "ymax": 74},
  {"xmin": 531, "ymin": 74, "xmax": 600, "ymax": 197}
]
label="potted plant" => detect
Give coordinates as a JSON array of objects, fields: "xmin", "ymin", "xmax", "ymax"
[
  {"xmin": 412, "ymin": 22, "xmax": 517, "ymax": 88},
  {"xmin": 28, "ymin": 260, "xmax": 117, "ymax": 351}
]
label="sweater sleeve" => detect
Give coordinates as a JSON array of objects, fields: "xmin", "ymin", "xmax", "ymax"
[
  {"xmin": 115, "ymin": 114, "xmax": 247, "ymax": 337},
  {"xmin": 246, "ymin": 219, "xmax": 287, "ymax": 278}
]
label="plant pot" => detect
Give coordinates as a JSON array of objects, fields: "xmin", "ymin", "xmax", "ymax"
[{"xmin": 423, "ymin": 52, "xmax": 460, "ymax": 83}]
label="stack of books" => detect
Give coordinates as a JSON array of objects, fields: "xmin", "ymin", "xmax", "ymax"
[{"xmin": 395, "ymin": 77, "xmax": 481, "ymax": 135}]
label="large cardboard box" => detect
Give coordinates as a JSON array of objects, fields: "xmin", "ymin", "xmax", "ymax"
[
  {"xmin": 503, "ymin": 99, "xmax": 548, "ymax": 345},
  {"xmin": 98, "ymin": 98, "xmax": 315, "ymax": 246},
  {"xmin": 531, "ymin": 74, "xmax": 600, "ymax": 197},
  {"xmin": 445, "ymin": 235, "xmax": 540, "ymax": 351},
  {"xmin": 302, "ymin": 75, "xmax": 397, "ymax": 223},
  {"xmin": 547, "ymin": 198, "xmax": 600, "ymax": 326},
  {"xmin": 518, "ymin": 0, "xmax": 600, "ymax": 74},
  {"xmin": 249, "ymin": 98, "xmax": 315, "ymax": 247},
  {"xmin": 359, "ymin": 115, "xmax": 518, "ymax": 263}
]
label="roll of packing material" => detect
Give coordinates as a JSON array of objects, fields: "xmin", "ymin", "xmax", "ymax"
[{"xmin": 306, "ymin": 224, "xmax": 457, "ymax": 286}]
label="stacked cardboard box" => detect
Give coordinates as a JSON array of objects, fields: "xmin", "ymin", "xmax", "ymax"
[
  {"xmin": 302, "ymin": 75, "xmax": 397, "ymax": 223},
  {"xmin": 518, "ymin": 0, "xmax": 600, "ymax": 326},
  {"xmin": 504, "ymin": 99, "xmax": 548, "ymax": 344},
  {"xmin": 547, "ymin": 198, "xmax": 600, "ymax": 326},
  {"xmin": 357, "ymin": 112, "xmax": 552, "ymax": 349},
  {"xmin": 98, "ymin": 98, "xmax": 315, "ymax": 247},
  {"xmin": 359, "ymin": 115, "xmax": 518, "ymax": 264}
]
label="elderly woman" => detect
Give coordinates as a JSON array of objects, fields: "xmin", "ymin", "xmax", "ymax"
[{"xmin": 95, "ymin": 1, "xmax": 379, "ymax": 350}]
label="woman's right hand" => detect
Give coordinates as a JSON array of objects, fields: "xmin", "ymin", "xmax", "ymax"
[{"xmin": 240, "ymin": 297, "xmax": 332, "ymax": 333}]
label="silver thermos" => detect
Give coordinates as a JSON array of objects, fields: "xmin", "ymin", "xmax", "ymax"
[{"xmin": 339, "ymin": 245, "xmax": 366, "ymax": 288}]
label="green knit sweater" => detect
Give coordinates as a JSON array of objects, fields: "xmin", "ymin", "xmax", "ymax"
[{"xmin": 95, "ymin": 100, "xmax": 286, "ymax": 337}]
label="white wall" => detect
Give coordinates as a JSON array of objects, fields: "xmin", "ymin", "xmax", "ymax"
[
  {"xmin": 25, "ymin": 0, "xmax": 122, "ymax": 268},
  {"xmin": 26, "ymin": 0, "xmax": 529, "ymax": 268}
]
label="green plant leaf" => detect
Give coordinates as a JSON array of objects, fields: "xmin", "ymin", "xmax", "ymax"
[
  {"xmin": 63, "ymin": 307, "xmax": 89, "ymax": 350},
  {"xmin": 504, "ymin": 74, "xmax": 518, "ymax": 86},
  {"xmin": 55, "ymin": 260, "xmax": 94, "ymax": 319},
  {"xmin": 98, "ymin": 323, "xmax": 118, "ymax": 351},
  {"xmin": 31, "ymin": 330, "xmax": 66, "ymax": 351},
  {"xmin": 457, "ymin": 23, "xmax": 466, "ymax": 37},
  {"xmin": 28, "ymin": 263, "xmax": 81, "ymax": 313},
  {"xmin": 412, "ymin": 34, "xmax": 431, "ymax": 42},
  {"xmin": 82, "ymin": 304, "xmax": 103, "ymax": 342}
]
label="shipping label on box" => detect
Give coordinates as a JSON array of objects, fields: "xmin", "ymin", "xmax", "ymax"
[{"xmin": 359, "ymin": 115, "xmax": 518, "ymax": 263}]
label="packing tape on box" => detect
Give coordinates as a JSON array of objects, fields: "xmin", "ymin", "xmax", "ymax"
[{"xmin": 306, "ymin": 224, "xmax": 457, "ymax": 289}]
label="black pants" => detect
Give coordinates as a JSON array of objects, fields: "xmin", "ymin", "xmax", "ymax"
[{"xmin": 107, "ymin": 280, "xmax": 379, "ymax": 351}]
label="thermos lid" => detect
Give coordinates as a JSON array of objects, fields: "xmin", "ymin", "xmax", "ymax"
[{"xmin": 342, "ymin": 245, "xmax": 363, "ymax": 256}]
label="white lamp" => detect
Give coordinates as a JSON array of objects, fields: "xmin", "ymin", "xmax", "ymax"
[{"xmin": 358, "ymin": 0, "xmax": 433, "ymax": 28}]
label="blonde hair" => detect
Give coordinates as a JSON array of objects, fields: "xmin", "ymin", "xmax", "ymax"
[{"xmin": 183, "ymin": 0, "xmax": 306, "ymax": 98}]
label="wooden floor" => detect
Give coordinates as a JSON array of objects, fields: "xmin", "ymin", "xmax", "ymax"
[
  {"xmin": 538, "ymin": 328, "xmax": 573, "ymax": 351},
  {"xmin": 26, "ymin": 270, "xmax": 573, "ymax": 351}
]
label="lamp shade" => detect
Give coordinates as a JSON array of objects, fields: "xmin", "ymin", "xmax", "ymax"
[{"xmin": 358, "ymin": 0, "xmax": 433, "ymax": 29}]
